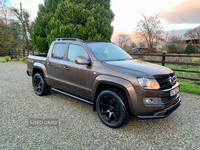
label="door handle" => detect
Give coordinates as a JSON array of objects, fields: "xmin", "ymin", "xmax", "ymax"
[
  {"xmin": 64, "ymin": 66, "xmax": 69, "ymax": 70},
  {"xmin": 48, "ymin": 62, "xmax": 52, "ymax": 66}
]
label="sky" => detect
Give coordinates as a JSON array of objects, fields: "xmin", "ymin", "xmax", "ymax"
[{"xmin": 10, "ymin": 0, "xmax": 200, "ymax": 33}]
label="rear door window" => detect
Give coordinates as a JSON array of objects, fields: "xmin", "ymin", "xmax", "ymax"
[{"xmin": 52, "ymin": 43, "xmax": 67, "ymax": 59}]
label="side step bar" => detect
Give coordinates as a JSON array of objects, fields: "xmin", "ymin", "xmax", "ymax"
[{"xmin": 51, "ymin": 88, "xmax": 94, "ymax": 105}]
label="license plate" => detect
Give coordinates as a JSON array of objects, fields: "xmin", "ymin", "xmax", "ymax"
[{"xmin": 170, "ymin": 87, "xmax": 179, "ymax": 97}]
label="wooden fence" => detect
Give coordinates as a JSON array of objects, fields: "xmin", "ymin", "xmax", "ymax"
[
  {"xmin": 0, "ymin": 50, "xmax": 41, "ymax": 57},
  {"xmin": 131, "ymin": 52, "xmax": 200, "ymax": 81}
]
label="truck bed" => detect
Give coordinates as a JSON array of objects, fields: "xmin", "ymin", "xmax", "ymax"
[{"xmin": 27, "ymin": 54, "xmax": 48, "ymax": 77}]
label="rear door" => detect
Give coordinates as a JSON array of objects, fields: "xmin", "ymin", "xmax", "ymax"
[{"xmin": 47, "ymin": 43, "xmax": 68, "ymax": 89}]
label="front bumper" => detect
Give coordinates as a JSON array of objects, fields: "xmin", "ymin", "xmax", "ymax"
[{"xmin": 137, "ymin": 97, "xmax": 181, "ymax": 119}]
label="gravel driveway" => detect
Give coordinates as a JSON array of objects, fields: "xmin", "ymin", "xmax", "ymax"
[{"xmin": 0, "ymin": 61, "xmax": 200, "ymax": 149}]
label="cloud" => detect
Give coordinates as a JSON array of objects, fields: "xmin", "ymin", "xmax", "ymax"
[{"xmin": 160, "ymin": 0, "xmax": 200, "ymax": 24}]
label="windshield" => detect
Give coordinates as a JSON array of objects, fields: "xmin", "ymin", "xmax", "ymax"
[{"xmin": 87, "ymin": 43, "xmax": 132, "ymax": 61}]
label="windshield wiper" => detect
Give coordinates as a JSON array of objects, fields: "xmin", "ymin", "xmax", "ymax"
[
  {"xmin": 117, "ymin": 58, "xmax": 133, "ymax": 61},
  {"xmin": 101, "ymin": 58, "xmax": 132, "ymax": 62},
  {"xmin": 117, "ymin": 59, "xmax": 126, "ymax": 61}
]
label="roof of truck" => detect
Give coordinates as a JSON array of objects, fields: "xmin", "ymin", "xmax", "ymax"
[{"xmin": 55, "ymin": 38, "xmax": 110, "ymax": 43}]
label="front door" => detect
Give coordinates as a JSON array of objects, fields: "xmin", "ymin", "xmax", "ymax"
[{"xmin": 62, "ymin": 44, "xmax": 93, "ymax": 98}]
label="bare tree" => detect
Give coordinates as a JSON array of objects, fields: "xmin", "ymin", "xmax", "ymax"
[
  {"xmin": 130, "ymin": 41, "xmax": 137, "ymax": 48},
  {"xmin": 184, "ymin": 29, "xmax": 197, "ymax": 40},
  {"xmin": 11, "ymin": 7, "xmax": 34, "ymax": 51},
  {"xmin": 184, "ymin": 26, "xmax": 200, "ymax": 53},
  {"xmin": 164, "ymin": 31, "xmax": 172, "ymax": 44},
  {"xmin": 184, "ymin": 26, "xmax": 200, "ymax": 39},
  {"xmin": 193, "ymin": 26, "xmax": 200, "ymax": 40},
  {"xmin": 115, "ymin": 34, "xmax": 131, "ymax": 49},
  {"xmin": 193, "ymin": 26, "xmax": 200, "ymax": 52},
  {"xmin": 134, "ymin": 14, "xmax": 164, "ymax": 52},
  {"xmin": 11, "ymin": 8, "xmax": 33, "ymax": 35},
  {"xmin": 0, "ymin": 0, "xmax": 10, "ymax": 24},
  {"xmin": 138, "ymin": 41, "xmax": 146, "ymax": 48}
]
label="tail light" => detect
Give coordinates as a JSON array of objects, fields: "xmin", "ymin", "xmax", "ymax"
[{"xmin": 26, "ymin": 58, "xmax": 28, "ymax": 68}]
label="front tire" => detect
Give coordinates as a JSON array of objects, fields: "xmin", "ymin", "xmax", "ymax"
[
  {"xmin": 96, "ymin": 89, "xmax": 131, "ymax": 128},
  {"xmin": 32, "ymin": 72, "xmax": 50, "ymax": 96}
]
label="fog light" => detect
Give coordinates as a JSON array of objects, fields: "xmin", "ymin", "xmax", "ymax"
[
  {"xmin": 143, "ymin": 97, "xmax": 161, "ymax": 105},
  {"xmin": 145, "ymin": 98, "xmax": 153, "ymax": 104}
]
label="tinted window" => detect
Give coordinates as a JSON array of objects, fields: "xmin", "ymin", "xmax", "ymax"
[
  {"xmin": 68, "ymin": 44, "xmax": 89, "ymax": 62},
  {"xmin": 87, "ymin": 43, "xmax": 132, "ymax": 61},
  {"xmin": 52, "ymin": 44, "xmax": 67, "ymax": 59}
]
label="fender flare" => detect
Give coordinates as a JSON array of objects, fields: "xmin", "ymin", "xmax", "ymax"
[
  {"xmin": 33, "ymin": 62, "xmax": 50, "ymax": 85},
  {"xmin": 92, "ymin": 75, "xmax": 139, "ymax": 114}
]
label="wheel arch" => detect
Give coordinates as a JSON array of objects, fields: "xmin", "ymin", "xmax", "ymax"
[
  {"xmin": 32, "ymin": 62, "xmax": 50, "ymax": 85},
  {"xmin": 92, "ymin": 75, "xmax": 138, "ymax": 115}
]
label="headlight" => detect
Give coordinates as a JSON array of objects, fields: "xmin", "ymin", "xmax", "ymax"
[{"xmin": 137, "ymin": 78, "xmax": 160, "ymax": 89}]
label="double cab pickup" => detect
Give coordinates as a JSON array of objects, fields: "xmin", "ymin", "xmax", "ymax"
[{"xmin": 27, "ymin": 38, "xmax": 181, "ymax": 128}]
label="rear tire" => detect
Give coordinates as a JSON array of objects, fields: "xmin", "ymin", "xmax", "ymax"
[
  {"xmin": 32, "ymin": 72, "xmax": 50, "ymax": 96},
  {"xmin": 96, "ymin": 89, "xmax": 131, "ymax": 128}
]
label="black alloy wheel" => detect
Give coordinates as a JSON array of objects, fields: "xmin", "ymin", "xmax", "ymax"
[
  {"xmin": 32, "ymin": 73, "xmax": 50, "ymax": 96},
  {"xmin": 100, "ymin": 95, "xmax": 121, "ymax": 123},
  {"xmin": 96, "ymin": 89, "xmax": 130, "ymax": 128}
]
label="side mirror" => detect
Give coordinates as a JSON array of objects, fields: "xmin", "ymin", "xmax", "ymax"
[{"xmin": 75, "ymin": 56, "xmax": 90, "ymax": 65}]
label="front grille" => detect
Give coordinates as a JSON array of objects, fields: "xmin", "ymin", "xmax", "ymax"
[
  {"xmin": 161, "ymin": 95, "xmax": 177, "ymax": 104},
  {"xmin": 156, "ymin": 74, "xmax": 177, "ymax": 89}
]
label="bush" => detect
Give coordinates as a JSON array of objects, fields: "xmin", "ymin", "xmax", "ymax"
[
  {"xmin": 138, "ymin": 55, "xmax": 144, "ymax": 59},
  {"xmin": 185, "ymin": 41, "xmax": 196, "ymax": 54},
  {"xmin": 21, "ymin": 57, "xmax": 26, "ymax": 63},
  {"xmin": 16, "ymin": 55, "xmax": 20, "ymax": 61},
  {"xmin": 124, "ymin": 46, "xmax": 133, "ymax": 54},
  {"xmin": 4, "ymin": 56, "xmax": 9, "ymax": 62},
  {"xmin": 166, "ymin": 35, "xmax": 185, "ymax": 53}
]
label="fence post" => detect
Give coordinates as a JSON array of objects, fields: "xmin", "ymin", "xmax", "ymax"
[{"xmin": 162, "ymin": 51, "xmax": 166, "ymax": 66}]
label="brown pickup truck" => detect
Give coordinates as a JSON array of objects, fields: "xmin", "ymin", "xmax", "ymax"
[{"xmin": 27, "ymin": 38, "xmax": 181, "ymax": 128}]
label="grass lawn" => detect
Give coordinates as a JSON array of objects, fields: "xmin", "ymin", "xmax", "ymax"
[
  {"xmin": 0, "ymin": 57, "xmax": 17, "ymax": 63},
  {"xmin": 179, "ymin": 80, "xmax": 200, "ymax": 95},
  {"xmin": 0, "ymin": 56, "xmax": 26, "ymax": 63},
  {"xmin": 165, "ymin": 64, "xmax": 200, "ymax": 79}
]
